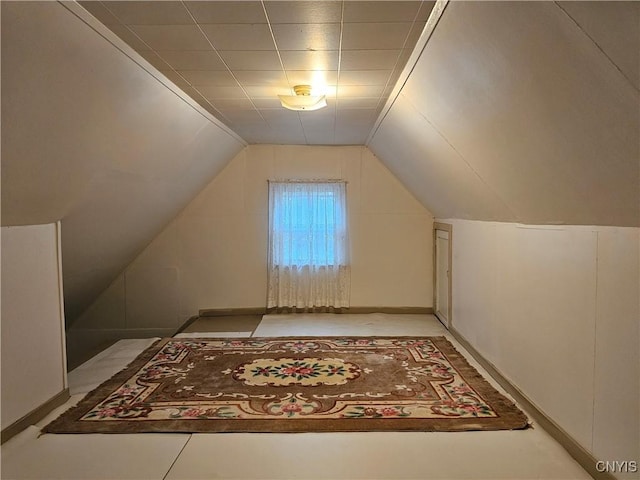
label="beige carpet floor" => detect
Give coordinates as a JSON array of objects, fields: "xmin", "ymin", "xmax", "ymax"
[{"xmin": 181, "ymin": 315, "xmax": 262, "ymax": 334}]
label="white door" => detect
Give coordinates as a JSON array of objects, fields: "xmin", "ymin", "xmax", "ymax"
[{"xmin": 435, "ymin": 229, "xmax": 450, "ymax": 328}]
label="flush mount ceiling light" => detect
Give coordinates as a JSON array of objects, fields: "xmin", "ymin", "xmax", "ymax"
[{"xmin": 278, "ymin": 85, "xmax": 327, "ymax": 112}]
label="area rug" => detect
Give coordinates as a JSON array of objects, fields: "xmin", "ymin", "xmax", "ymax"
[{"xmin": 43, "ymin": 336, "xmax": 528, "ymax": 434}]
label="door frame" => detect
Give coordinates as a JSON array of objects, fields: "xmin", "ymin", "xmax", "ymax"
[{"xmin": 433, "ymin": 222, "xmax": 453, "ymax": 329}]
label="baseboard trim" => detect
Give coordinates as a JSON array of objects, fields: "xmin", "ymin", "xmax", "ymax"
[
  {"xmin": 174, "ymin": 314, "xmax": 202, "ymax": 334},
  {"xmin": 199, "ymin": 308, "xmax": 267, "ymax": 317},
  {"xmin": 344, "ymin": 307, "xmax": 433, "ymax": 314},
  {"xmin": 66, "ymin": 327, "xmax": 176, "ymax": 371},
  {"xmin": 1, "ymin": 388, "xmax": 70, "ymax": 444},
  {"xmin": 449, "ymin": 327, "xmax": 613, "ymax": 480},
  {"xmin": 199, "ymin": 307, "xmax": 433, "ymax": 316},
  {"xmin": 66, "ymin": 338, "xmax": 120, "ymax": 372}
]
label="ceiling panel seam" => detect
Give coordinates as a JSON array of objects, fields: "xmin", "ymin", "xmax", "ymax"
[
  {"xmin": 61, "ymin": 0, "xmax": 246, "ymax": 145},
  {"xmin": 398, "ymin": 93, "xmax": 519, "ymax": 221},
  {"xmin": 333, "ymin": 1, "xmax": 346, "ymax": 145},
  {"xmin": 371, "ymin": 0, "xmax": 432, "ymax": 115},
  {"xmin": 181, "ymin": 0, "xmax": 268, "ymax": 129},
  {"xmin": 260, "ymin": 0, "xmax": 307, "ymax": 143},
  {"xmin": 366, "ymin": 0, "xmax": 449, "ymax": 145},
  {"xmin": 553, "ymin": 1, "xmax": 639, "ymax": 94},
  {"xmin": 100, "ymin": 0, "xmax": 232, "ymax": 125}
]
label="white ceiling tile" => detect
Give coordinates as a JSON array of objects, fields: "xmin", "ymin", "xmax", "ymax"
[
  {"xmin": 335, "ymin": 119, "xmax": 379, "ymax": 141},
  {"xmin": 202, "ymin": 103, "xmax": 225, "ymax": 118},
  {"xmin": 343, "ymin": 1, "xmax": 423, "ymax": 23},
  {"xmin": 88, "ymin": 1, "xmax": 428, "ymax": 146},
  {"xmin": 198, "ymin": 86, "xmax": 248, "ymax": 99},
  {"xmin": 138, "ymin": 50, "xmax": 171, "ymax": 70},
  {"xmin": 336, "ymin": 109, "xmax": 378, "ymax": 124},
  {"xmin": 268, "ymin": 134, "xmax": 308, "ymax": 145},
  {"xmin": 201, "ymin": 24, "xmax": 275, "ymax": 51},
  {"xmin": 334, "ymin": 129, "xmax": 371, "ymax": 145},
  {"xmin": 218, "ymin": 51, "xmax": 282, "ymax": 70},
  {"xmin": 102, "ymin": 1, "xmax": 192, "ymax": 25},
  {"xmin": 267, "ymin": 129, "xmax": 308, "ymax": 145},
  {"xmin": 337, "ymin": 122, "xmax": 375, "ymax": 137},
  {"xmin": 300, "ymin": 101, "xmax": 336, "ymax": 119},
  {"xmin": 263, "ymin": 120, "xmax": 306, "ymax": 140},
  {"xmin": 336, "ymin": 97, "xmax": 382, "ymax": 109},
  {"xmin": 160, "ymin": 70, "xmax": 192, "ymax": 90},
  {"xmin": 233, "ymin": 119, "xmax": 270, "ymax": 131},
  {"xmin": 210, "ymin": 99, "xmax": 257, "ymax": 114},
  {"xmin": 234, "ymin": 70, "xmax": 288, "ymax": 86},
  {"xmin": 280, "ymin": 50, "xmax": 339, "ymax": 71},
  {"xmin": 154, "ymin": 51, "xmax": 227, "ymax": 70},
  {"xmin": 251, "ymin": 98, "xmax": 284, "ymax": 109},
  {"xmin": 243, "ymin": 85, "xmax": 289, "ymax": 98},
  {"xmin": 183, "ymin": 87, "xmax": 218, "ymax": 109},
  {"xmin": 219, "ymin": 109, "xmax": 265, "ymax": 122},
  {"xmin": 320, "ymin": 86, "xmax": 338, "ymax": 98},
  {"xmin": 272, "ymin": 23, "xmax": 341, "ymax": 51},
  {"xmin": 107, "ymin": 25, "xmax": 153, "ymax": 51},
  {"xmin": 305, "ymin": 102, "xmax": 337, "ymax": 116},
  {"xmin": 271, "ymin": 120, "xmax": 306, "ymax": 133},
  {"xmin": 178, "ymin": 70, "xmax": 238, "ymax": 86},
  {"xmin": 305, "ymin": 134, "xmax": 337, "ymax": 145},
  {"xmin": 79, "ymin": 1, "xmax": 120, "ymax": 25},
  {"xmin": 340, "ymin": 50, "xmax": 401, "ymax": 70},
  {"xmin": 300, "ymin": 116, "xmax": 335, "ymax": 129},
  {"xmin": 129, "ymin": 25, "xmax": 211, "ymax": 50},
  {"xmin": 342, "ymin": 22, "xmax": 412, "ymax": 50},
  {"xmin": 184, "ymin": 1, "xmax": 266, "ymax": 24},
  {"xmin": 265, "ymin": 1, "xmax": 342, "ymax": 24},
  {"xmin": 260, "ymin": 109, "xmax": 302, "ymax": 124},
  {"xmin": 339, "ymin": 70, "xmax": 393, "ymax": 85},
  {"xmin": 233, "ymin": 125, "xmax": 273, "ymax": 143},
  {"xmin": 337, "ymin": 85, "xmax": 385, "ymax": 97},
  {"xmin": 287, "ymin": 70, "xmax": 338, "ymax": 87},
  {"xmin": 303, "ymin": 132, "xmax": 336, "ymax": 145}
]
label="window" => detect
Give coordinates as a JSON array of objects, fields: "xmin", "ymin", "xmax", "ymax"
[
  {"xmin": 267, "ymin": 181, "xmax": 350, "ymax": 308},
  {"xmin": 270, "ymin": 182, "xmax": 347, "ymax": 267}
]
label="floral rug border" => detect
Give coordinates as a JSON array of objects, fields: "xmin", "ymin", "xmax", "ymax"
[{"xmin": 43, "ymin": 336, "xmax": 529, "ymax": 434}]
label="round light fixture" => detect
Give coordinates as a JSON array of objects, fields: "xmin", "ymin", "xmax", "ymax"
[{"xmin": 278, "ymin": 85, "xmax": 327, "ymax": 112}]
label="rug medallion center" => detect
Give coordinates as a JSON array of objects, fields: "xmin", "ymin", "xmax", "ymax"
[{"xmin": 232, "ymin": 357, "xmax": 361, "ymax": 386}]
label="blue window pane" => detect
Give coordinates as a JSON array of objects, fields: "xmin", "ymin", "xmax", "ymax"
[{"xmin": 270, "ymin": 183, "xmax": 346, "ymax": 267}]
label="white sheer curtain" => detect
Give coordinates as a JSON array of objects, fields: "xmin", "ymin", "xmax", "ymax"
[{"xmin": 267, "ymin": 181, "xmax": 350, "ymax": 309}]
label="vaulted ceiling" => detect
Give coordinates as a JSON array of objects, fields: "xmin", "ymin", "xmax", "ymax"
[
  {"xmin": 370, "ymin": 1, "xmax": 639, "ymax": 226},
  {"xmin": 80, "ymin": 1, "xmax": 433, "ymax": 145},
  {"xmin": 2, "ymin": 1, "xmax": 638, "ymax": 325}
]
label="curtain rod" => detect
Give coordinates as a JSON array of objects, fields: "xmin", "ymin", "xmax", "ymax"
[{"xmin": 268, "ymin": 179, "xmax": 348, "ymax": 184}]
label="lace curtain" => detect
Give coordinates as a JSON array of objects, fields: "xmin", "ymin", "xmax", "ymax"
[{"xmin": 267, "ymin": 181, "xmax": 350, "ymax": 309}]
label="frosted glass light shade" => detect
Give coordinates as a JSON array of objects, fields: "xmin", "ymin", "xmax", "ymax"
[{"xmin": 278, "ymin": 85, "xmax": 327, "ymax": 112}]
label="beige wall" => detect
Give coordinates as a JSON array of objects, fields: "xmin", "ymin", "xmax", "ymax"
[
  {"xmin": 442, "ymin": 219, "xmax": 639, "ymax": 478},
  {"xmin": 1, "ymin": 223, "xmax": 67, "ymax": 429},
  {"xmin": 69, "ymin": 145, "xmax": 433, "ymax": 361},
  {"xmin": 1, "ymin": 1, "xmax": 245, "ymax": 324},
  {"xmin": 371, "ymin": 1, "xmax": 639, "ymax": 227}
]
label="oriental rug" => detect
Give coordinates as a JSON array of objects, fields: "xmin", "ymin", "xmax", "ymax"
[{"xmin": 44, "ymin": 336, "xmax": 528, "ymax": 434}]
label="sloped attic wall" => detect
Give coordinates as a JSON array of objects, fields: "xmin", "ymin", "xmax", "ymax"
[
  {"xmin": 370, "ymin": 1, "xmax": 639, "ymax": 227},
  {"xmin": 367, "ymin": 2, "xmax": 639, "ymax": 473},
  {"xmin": 1, "ymin": 1, "xmax": 245, "ymax": 324},
  {"xmin": 69, "ymin": 145, "xmax": 434, "ymax": 366},
  {"xmin": 443, "ymin": 220, "xmax": 639, "ymax": 475}
]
